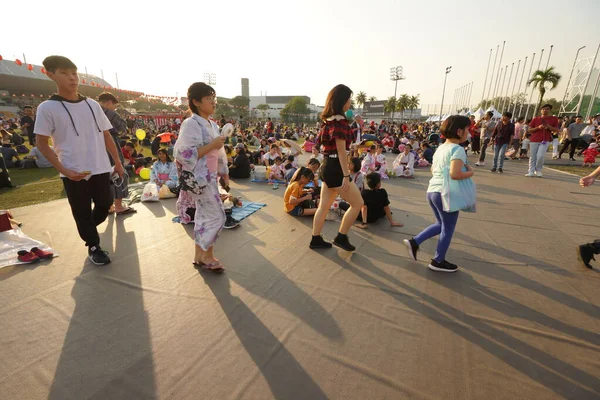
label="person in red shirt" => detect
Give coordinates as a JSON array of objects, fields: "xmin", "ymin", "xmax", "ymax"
[
  {"xmin": 526, "ymin": 104, "xmax": 560, "ymax": 177},
  {"xmin": 311, "ymin": 84, "xmax": 363, "ymax": 252},
  {"xmin": 121, "ymin": 142, "xmax": 136, "ymax": 166},
  {"xmin": 468, "ymin": 115, "xmax": 480, "ymax": 155},
  {"xmin": 266, "ymin": 118, "xmax": 274, "ymax": 136}
]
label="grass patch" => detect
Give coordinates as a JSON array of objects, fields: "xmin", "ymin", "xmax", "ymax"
[
  {"xmin": 547, "ymin": 165, "xmax": 592, "ymax": 177},
  {"xmin": 0, "ymin": 167, "xmax": 145, "ymax": 209},
  {"xmin": 1, "ymin": 168, "xmax": 66, "ymax": 209}
]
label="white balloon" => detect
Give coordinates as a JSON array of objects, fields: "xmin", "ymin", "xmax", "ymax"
[{"xmin": 221, "ymin": 123, "xmax": 234, "ymax": 137}]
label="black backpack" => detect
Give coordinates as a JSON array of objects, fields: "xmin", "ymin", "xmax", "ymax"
[{"xmin": 12, "ymin": 133, "xmax": 24, "ymax": 145}]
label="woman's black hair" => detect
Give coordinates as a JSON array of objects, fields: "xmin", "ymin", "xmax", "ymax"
[
  {"xmin": 321, "ymin": 84, "xmax": 353, "ymax": 121},
  {"xmin": 349, "ymin": 157, "xmax": 360, "ymax": 173},
  {"xmin": 517, "ymin": 116, "xmax": 525, "ymax": 123},
  {"xmin": 308, "ymin": 158, "xmax": 321, "ymax": 167},
  {"xmin": 157, "ymin": 148, "xmax": 172, "ymax": 162},
  {"xmin": 293, "ymin": 166, "xmax": 315, "ymax": 182},
  {"xmin": 440, "ymin": 115, "xmax": 471, "ymax": 139},
  {"xmin": 187, "ymin": 82, "xmax": 216, "ymax": 115}
]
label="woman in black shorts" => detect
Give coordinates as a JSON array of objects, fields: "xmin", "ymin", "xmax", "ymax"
[{"xmin": 310, "ymin": 84, "xmax": 364, "ymax": 251}]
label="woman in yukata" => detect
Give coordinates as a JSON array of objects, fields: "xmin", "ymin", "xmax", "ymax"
[
  {"xmin": 360, "ymin": 145, "xmax": 377, "ymax": 175},
  {"xmin": 393, "ymin": 144, "xmax": 416, "ymax": 178},
  {"xmin": 150, "ymin": 149, "xmax": 178, "ymax": 191},
  {"xmin": 375, "ymin": 144, "xmax": 389, "ymax": 179},
  {"xmin": 174, "ymin": 82, "xmax": 229, "ymax": 273}
]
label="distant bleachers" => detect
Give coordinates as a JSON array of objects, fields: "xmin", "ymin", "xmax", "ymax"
[{"xmin": 0, "ymin": 59, "xmax": 113, "ymax": 88}]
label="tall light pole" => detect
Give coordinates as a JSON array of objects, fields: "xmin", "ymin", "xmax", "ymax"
[
  {"xmin": 390, "ymin": 66, "xmax": 404, "ymax": 123},
  {"xmin": 439, "ymin": 66, "xmax": 452, "ymax": 122},
  {"xmin": 481, "ymin": 48, "xmax": 493, "ymax": 105}
]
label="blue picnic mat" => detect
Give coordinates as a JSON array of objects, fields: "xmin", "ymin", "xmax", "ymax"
[
  {"xmin": 305, "ymin": 179, "xmax": 322, "ymax": 188},
  {"xmin": 251, "ymin": 178, "xmax": 286, "ymax": 184},
  {"xmin": 172, "ymin": 201, "xmax": 266, "ymax": 223},
  {"xmin": 232, "ymin": 201, "xmax": 267, "ymax": 221}
]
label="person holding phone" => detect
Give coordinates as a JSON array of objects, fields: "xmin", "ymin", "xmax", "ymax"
[{"xmin": 525, "ymin": 104, "xmax": 560, "ymax": 177}]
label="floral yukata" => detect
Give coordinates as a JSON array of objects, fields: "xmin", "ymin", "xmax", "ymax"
[
  {"xmin": 150, "ymin": 160, "xmax": 179, "ymax": 189},
  {"xmin": 174, "ymin": 114, "xmax": 228, "ymax": 250}
]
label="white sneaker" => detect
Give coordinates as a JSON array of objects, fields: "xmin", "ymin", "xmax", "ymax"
[
  {"xmin": 475, "ymin": 162, "xmax": 484, "ymax": 167},
  {"xmin": 525, "ymin": 173, "xmax": 535, "ymax": 177},
  {"xmin": 537, "ymin": 172, "xmax": 543, "ymax": 178}
]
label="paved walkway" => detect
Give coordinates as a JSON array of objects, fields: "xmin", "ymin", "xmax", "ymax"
[{"xmin": 1, "ymin": 152, "xmax": 599, "ymax": 400}]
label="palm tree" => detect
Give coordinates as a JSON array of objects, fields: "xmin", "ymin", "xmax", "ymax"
[
  {"xmin": 384, "ymin": 96, "xmax": 397, "ymax": 115},
  {"xmin": 356, "ymin": 92, "xmax": 367, "ymax": 108},
  {"xmin": 368, "ymin": 96, "xmax": 377, "ymax": 102},
  {"xmin": 528, "ymin": 66, "xmax": 562, "ymax": 115},
  {"xmin": 397, "ymin": 94, "xmax": 410, "ymax": 121},
  {"xmin": 408, "ymin": 95, "xmax": 420, "ymax": 118}
]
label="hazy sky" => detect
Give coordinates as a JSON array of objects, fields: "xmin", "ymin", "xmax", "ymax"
[{"xmin": 3, "ymin": 0, "xmax": 600, "ymax": 110}]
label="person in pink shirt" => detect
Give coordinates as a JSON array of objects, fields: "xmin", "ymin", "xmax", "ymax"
[{"xmin": 511, "ymin": 117, "xmax": 525, "ymax": 159}]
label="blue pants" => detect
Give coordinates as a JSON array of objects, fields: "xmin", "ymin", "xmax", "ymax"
[
  {"xmin": 492, "ymin": 143, "xmax": 508, "ymax": 170},
  {"xmin": 413, "ymin": 192, "xmax": 459, "ymax": 262}
]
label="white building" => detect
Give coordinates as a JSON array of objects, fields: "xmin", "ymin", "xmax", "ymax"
[{"xmin": 249, "ymin": 95, "xmax": 322, "ymax": 120}]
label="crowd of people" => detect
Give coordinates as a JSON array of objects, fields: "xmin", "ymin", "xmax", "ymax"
[{"xmin": 2, "ymin": 54, "xmax": 600, "ymax": 273}]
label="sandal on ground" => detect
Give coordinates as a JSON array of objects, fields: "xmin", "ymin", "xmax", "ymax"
[
  {"xmin": 30, "ymin": 247, "xmax": 54, "ymax": 259},
  {"xmin": 17, "ymin": 250, "xmax": 40, "ymax": 263},
  {"xmin": 116, "ymin": 207, "xmax": 137, "ymax": 215},
  {"xmin": 200, "ymin": 261, "xmax": 225, "ymax": 273}
]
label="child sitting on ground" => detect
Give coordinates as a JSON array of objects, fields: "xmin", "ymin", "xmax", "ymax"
[
  {"xmin": 375, "ymin": 144, "xmax": 389, "ymax": 179},
  {"xmin": 355, "ymin": 173, "xmax": 404, "ymax": 229},
  {"xmin": 269, "ymin": 156, "xmax": 285, "ymax": 181},
  {"xmin": 583, "ymin": 141, "xmax": 599, "ymax": 167},
  {"xmin": 284, "ymin": 167, "xmax": 317, "ymax": 217},
  {"xmin": 361, "ymin": 145, "xmax": 377, "ymax": 174},
  {"xmin": 284, "ymin": 155, "xmax": 298, "ymax": 182}
]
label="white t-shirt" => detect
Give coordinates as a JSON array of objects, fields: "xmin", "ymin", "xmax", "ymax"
[
  {"xmin": 29, "ymin": 146, "xmax": 53, "ymax": 168},
  {"xmin": 34, "ymin": 96, "xmax": 113, "ymax": 177}
]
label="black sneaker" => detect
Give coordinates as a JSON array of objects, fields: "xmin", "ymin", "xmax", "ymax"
[
  {"xmin": 490, "ymin": 168, "xmax": 497, "ymax": 172},
  {"xmin": 428, "ymin": 259, "xmax": 458, "ymax": 273},
  {"xmin": 309, "ymin": 235, "xmax": 332, "ymax": 249},
  {"xmin": 577, "ymin": 244, "xmax": 595, "ymax": 269},
  {"xmin": 333, "ymin": 233, "xmax": 356, "ymax": 252},
  {"xmin": 223, "ymin": 215, "xmax": 239, "ymax": 229},
  {"xmin": 498, "ymin": 168, "xmax": 503, "ymax": 173},
  {"xmin": 88, "ymin": 245, "xmax": 111, "ymax": 266},
  {"xmin": 570, "ymin": 158, "xmax": 577, "ymax": 162},
  {"xmin": 403, "ymin": 238, "xmax": 419, "ymax": 261}
]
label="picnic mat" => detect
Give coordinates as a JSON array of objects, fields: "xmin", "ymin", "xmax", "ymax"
[
  {"xmin": 251, "ymin": 179, "xmax": 286, "ymax": 184},
  {"xmin": 0, "ymin": 228, "xmax": 57, "ymax": 268},
  {"xmin": 171, "ymin": 202, "xmax": 266, "ymax": 224},
  {"xmin": 232, "ymin": 201, "xmax": 266, "ymax": 221}
]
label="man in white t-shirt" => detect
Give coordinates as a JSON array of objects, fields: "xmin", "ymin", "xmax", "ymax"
[{"xmin": 34, "ymin": 55, "xmax": 124, "ymax": 266}]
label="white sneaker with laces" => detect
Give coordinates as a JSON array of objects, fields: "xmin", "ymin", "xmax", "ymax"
[
  {"xmin": 525, "ymin": 172, "xmax": 535, "ymax": 177},
  {"xmin": 537, "ymin": 172, "xmax": 543, "ymax": 178}
]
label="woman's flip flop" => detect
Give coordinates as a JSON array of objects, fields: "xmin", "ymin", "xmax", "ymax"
[
  {"xmin": 200, "ymin": 262, "xmax": 225, "ymax": 273},
  {"xmin": 116, "ymin": 207, "xmax": 137, "ymax": 215}
]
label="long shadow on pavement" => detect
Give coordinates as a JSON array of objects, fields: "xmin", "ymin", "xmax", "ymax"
[
  {"xmin": 201, "ymin": 273, "xmax": 328, "ymax": 400},
  {"xmin": 321, "ymin": 251, "xmax": 600, "ymax": 399},
  {"xmin": 48, "ymin": 215, "xmax": 157, "ymax": 399}
]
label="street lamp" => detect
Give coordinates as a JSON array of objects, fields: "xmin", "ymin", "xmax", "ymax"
[
  {"xmin": 390, "ymin": 66, "xmax": 404, "ymax": 123},
  {"xmin": 439, "ymin": 66, "xmax": 452, "ymax": 123}
]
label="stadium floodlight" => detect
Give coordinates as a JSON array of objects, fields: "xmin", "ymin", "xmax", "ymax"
[
  {"xmin": 439, "ymin": 66, "xmax": 452, "ymax": 122},
  {"xmin": 203, "ymin": 73, "xmax": 217, "ymax": 86},
  {"xmin": 389, "ymin": 66, "xmax": 404, "ymax": 123}
]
